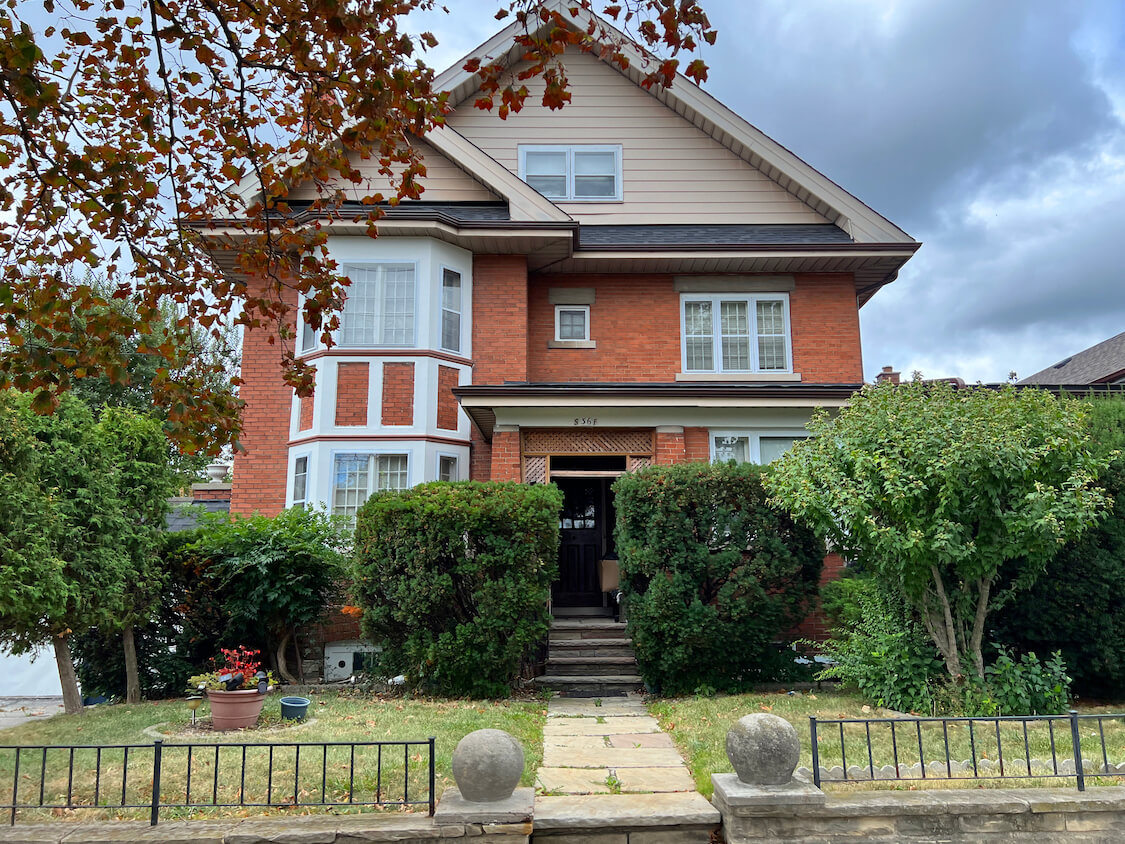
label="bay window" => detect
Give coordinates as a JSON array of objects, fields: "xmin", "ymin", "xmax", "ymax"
[
  {"xmin": 339, "ymin": 263, "xmax": 416, "ymax": 347},
  {"xmin": 332, "ymin": 452, "xmax": 409, "ymax": 521}
]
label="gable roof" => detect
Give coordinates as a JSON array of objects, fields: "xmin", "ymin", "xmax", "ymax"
[
  {"xmin": 1019, "ymin": 331, "xmax": 1125, "ymax": 386},
  {"xmin": 434, "ymin": 0, "xmax": 916, "ymax": 245}
]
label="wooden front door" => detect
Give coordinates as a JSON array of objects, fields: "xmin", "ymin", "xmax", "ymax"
[{"xmin": 554, "ymin": 479, "xmax": 606, "ymax": 607}]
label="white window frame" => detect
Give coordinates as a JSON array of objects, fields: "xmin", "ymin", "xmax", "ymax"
[
  {"xmin": 439, "ymin": 266, "xmax": 463, "ymax": 354},
  {"xmin": 290, "ymin": 453, "xmax": 311, "ymax": 509},
  {"xmin": 518, "ymin": 144, "xmax": 623, "ymax": 202},
  {"xmin": 709, "ymin": 430, "xmax": 808, "ymax": 465},
  {"xmin": 554, "ymin": 305, "xmax": 590, "ymax": 342},
  {"xmin": 337, "ymin": 262, "xmax": 419, "ymax": 349},
  {"xmin": 436, "ymin": 452, "xmax": 460, "ymax": 483},
  {"xmin": 680, "ymin": 293, "xmax": 793, "ymax": 374},
  {"xmin": 330, "ymin": 451, "xmax": 411, "ymax": 521}
]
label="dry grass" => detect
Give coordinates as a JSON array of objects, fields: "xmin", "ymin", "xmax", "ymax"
[
  {"xmin": 0, "ymin": 690, "xmax": 547, "ymax": 823},
  {"xmin": 647, "ymin": 690, "xmax": 1125, "ymax": 797}
]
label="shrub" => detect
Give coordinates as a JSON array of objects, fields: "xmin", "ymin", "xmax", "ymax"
[
  {"xmin": 613, "ymin": 462, "xmax": 823, "ymax": 695},
  {"xmin": 815, "ymin": 575, "xmax": 944, "ymax": 713},
  {"xmin": 353, "ymin": 481, "xmax": 561, "ymax": 698}
]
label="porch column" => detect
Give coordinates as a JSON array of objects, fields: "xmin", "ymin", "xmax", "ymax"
[
  {"xmin": 654, "ymin": 425, "xmax": 686, "ymax": 465},
  {"xmin": 491, "ymin": 425, "xmax": 522, "ymax": 481}
]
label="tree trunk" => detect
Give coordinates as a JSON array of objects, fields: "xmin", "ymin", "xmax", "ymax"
[
  {"xmin": 968, "ymin": 579, "xmax": 991, "ymax": 679},
  {"xmin": 275, "ymin": 630, "xmax": 297, "ymax": 684},
  {"xmin": 293, "ymin": 628, "xmax": 305, "ymax": 684},
  {"xmin": 929, "ymin": 566, "xmax": 963, "ymax": 678},
  {"xmin": 52, "ymin": 635, "xmax": 84, "ymax": 716},
  {"xmin": 122, "ymin": 623, "xmax": 141, "ymax": 704}
]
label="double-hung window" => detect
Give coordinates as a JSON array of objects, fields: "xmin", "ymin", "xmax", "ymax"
[
  {"xmin": 519, "ymin": 145, "xmax": 622, "ymax": 201},
  {"xmin": 681, "ymin": 294, "xmax": 791, "ymax": 374},
  {"xmin": 711, "ymin": 432, "xmax": 806, "ymax": 465},
  {"xmin": 440, "ymin": 268, "xmax": 462, "ymax": 353},
  {"xmin": 339, "ymin": 263, "xmax": 416, "ymax": 347},
  {"xmin": 332, "ymin": 453, "xmax": 409, "ymax": 522},
  {"xmin": 438, "ymin": 454, "xmax": 458, "ymax": 482},
  {"xmin": 291, "ymin": 456, "xmax": 309, "ymax": 509}
]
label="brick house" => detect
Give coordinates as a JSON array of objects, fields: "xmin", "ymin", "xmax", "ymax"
[{"xmin": 222, "ymin": 3, "xmax": 918, "ymax": 640}]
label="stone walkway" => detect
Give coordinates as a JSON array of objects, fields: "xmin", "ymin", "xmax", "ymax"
[{"xmin": 536, "ymin": 693, "xmax": 696, "ymax": 795}]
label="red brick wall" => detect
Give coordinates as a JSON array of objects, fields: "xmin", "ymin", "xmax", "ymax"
[
  {"xmin": 654, "ymin": 430, "xmax": 686, "ymax": 465},
  {"xmin": 335, "ymin": 362, "xmax": 369, "ymax": 426},
  {"xmin": 524, "ymin": 273, "xmax": 862, "ymax": 384},
  {"xmin": 192, "ymin": 486, "xmax": 231, "ymax": 502},
  {"xmin": 791, "ymin": 552, "xmax": 847, "ymax": 642},
  {"xmin": 380, "ymin": 362, "xmax": 414, "ymax": 426},
  {"xmin": 527, "ymin": 275, "xmax": 679, "ymax": 382},
  {"xmin": 231, "ymin": 279, "xmax": 297, "ymax": 517},
  {"xmin": 790, "ymin": 274, "xmax": 863, "ymax": 382},
  {"xmin": 490, "ymin": 431, "xmax": 521, "ymax": 481},
  {"xmin": 437, "ymin": 365, "xmax": 460, "ymax": 430},
  {"xmin": 298, "ymin": 393, "xmax": 314, "ymax": 431},
  {"xmin": 684, "ymin": 427, "xmax": 710, "ymax": 462},
  {"xmin": 470, "ymin": 427, "xmax": 492, "ymax": 481},
  {"xmin": 472, "ymin": 255, "xmax": 528, "ymax": 384}
]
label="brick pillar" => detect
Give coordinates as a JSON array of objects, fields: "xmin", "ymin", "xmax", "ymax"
[
  {"xmin": 470, "ymin": 426, "xmax": 493, "ymax": 481},
  {"xmin": 490, "ymin": 428, "xmax": 521, "ymax": 481},
  {"xmin": 230, "ymin": 279, "xmax": 298, "ymax": 517},
  {"xmin": 472, "ymin": 255, "xmax": 528, "ymax": 384},
  {"xmin": 684, "ymin": 426, "xmax": 710, "ymax": 462},
  {"xmin": 654, "ymin": 426, "xmax": 686, "ymax": 465}
]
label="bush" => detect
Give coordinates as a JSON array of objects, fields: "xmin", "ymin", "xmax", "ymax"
[
  {"xmin": 815, "ymin": 575, "xmax": 944, "ymax": 713},
  {"xmin": 613, "ymin": 462, "xmax": 823, "ymax": 696},
  {"xmin": 353, "ymin": 481, "xmax": 561, "ymax": 698},
  {"xmin": 991, "ymin": 458, "xmax": 1125, "ymax": 698}
]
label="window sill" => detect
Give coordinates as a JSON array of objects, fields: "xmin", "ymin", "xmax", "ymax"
[
  {"xmin": 675, "ymin": 372, "xmax": 801, "ymax": 382},
  {"xmin": 548, "ymin": 339, "xmax": 597, "ymax": 349}
]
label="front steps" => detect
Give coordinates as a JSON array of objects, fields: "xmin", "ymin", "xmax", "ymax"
[{"xmin": 535, "ymin": 616, "xmax": 643, "ymax": 696}]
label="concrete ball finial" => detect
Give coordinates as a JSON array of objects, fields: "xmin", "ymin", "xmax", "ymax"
[
  {"xmin": 725, "ymin": 714, "xmax": 801, "ymax": 785},
  {"xmin": 451, "ymin": 729, "xmax": 525, "ymax": 802}
]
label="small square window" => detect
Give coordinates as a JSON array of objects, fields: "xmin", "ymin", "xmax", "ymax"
[
  {"xmin": 555, "ymin": 306, "xmax": 590, "ymax": 342},
  {"xmin": 438, "ymin": 455, "xmax": 458, "ymax": 482}
]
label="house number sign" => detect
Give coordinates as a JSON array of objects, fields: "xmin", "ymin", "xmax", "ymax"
[{"xmin": 573, "ymin": 417, "xmax": 598, "ymax": 426}]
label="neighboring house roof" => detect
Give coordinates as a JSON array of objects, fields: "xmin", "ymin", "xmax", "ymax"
[{"xmin": 1019, "ymin": 331, "xmax": 1125, "ymax": 386}]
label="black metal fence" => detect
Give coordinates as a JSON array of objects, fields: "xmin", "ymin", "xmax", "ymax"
[
  {"xmin": 810, "ymin": 710, "xmax": 1125, "ymax": 791},
  {"xmin": 2, "ymin": 738, "xmax": 436, "ymax": 826}
]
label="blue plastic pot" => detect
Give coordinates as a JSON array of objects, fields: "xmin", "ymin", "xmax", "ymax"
[{"xmin": 279, "ymin": 696, "xmax": 311, "ymax": 721}]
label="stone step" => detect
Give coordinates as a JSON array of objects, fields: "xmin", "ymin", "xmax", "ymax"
[
  {"xmin": 551, "ymin": 606, "xmax": 614, "ymax": 618},
  {"xmin": 549, "ymin": 619, "xmax": 631, "ymax": 640},
  {"xmin": 533, "ymin": 674, "xmax": 645, "ymax": 696},
  {"xmin": 545, "ymin": 657, "xmax": 638, "ymax": 677},
  {"xmin": 548, "ymin": 639, "xmax": 636, "ymax": 659}
]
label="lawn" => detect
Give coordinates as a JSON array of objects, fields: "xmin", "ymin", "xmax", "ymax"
[
  {"xmin": 647, "ymin": 690, "xmax": 1125, "ymax": 797},
  {"xmin": 0, "ymin": 690, "xmax": 546, "ymax": 823}
]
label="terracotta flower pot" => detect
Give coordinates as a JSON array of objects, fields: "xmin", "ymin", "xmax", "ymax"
[{"xmin": 207, "ymin": 689, "xmax": 267, "ymax": 731}]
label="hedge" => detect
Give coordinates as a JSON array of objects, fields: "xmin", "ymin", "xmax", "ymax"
[
  {"xmin": 353, "ymin": 481, "xmax": 562, "ymax": 697},
  {"xmin": 614, "ymin": 462, "xmax": 823, "ymax": 695}
]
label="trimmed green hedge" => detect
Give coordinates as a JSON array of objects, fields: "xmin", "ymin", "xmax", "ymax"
[
  {"xmin": 614, "ymin": 462, "xmax": 823, "ymax": 695},
  {"xmin": 353, "ymin": 481, "xmax": 562, "ymax": 697}
]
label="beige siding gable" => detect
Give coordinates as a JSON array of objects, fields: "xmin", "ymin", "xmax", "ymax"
[
  {"xmin": 446, "ymin": 50, "xmax": 832, "ymax": 226},
  {"xmin": 288, "ymin": 139, "xmax": 501, "ymax": 204}
]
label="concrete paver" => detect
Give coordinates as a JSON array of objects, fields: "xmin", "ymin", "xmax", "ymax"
[
  {"xmin": 543, "ymin": 716, "xmax": 660, "ymax": 735},
  {"xmin": 542, "ymin": 746, "xmax": 685, "ymax": 769},
  {"xmin": 607, "ymin": 732, "xmax": 674, "ymax": 749}
]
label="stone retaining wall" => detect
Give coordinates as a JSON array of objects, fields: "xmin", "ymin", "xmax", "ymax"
[{"xmin": 714, "ymin": 784, "xmax": 1125, "ymax": 843}]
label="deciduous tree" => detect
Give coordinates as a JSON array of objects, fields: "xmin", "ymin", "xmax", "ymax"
[
  {"xmin": 0, "ymin": 0, "xmax": 714, "ymax": 450},
  {"xmin": 766, "ymin": 380, "xmax": 1110, "ymax": 681}
]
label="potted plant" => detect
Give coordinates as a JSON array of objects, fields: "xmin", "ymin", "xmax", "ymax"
[{"xmin": 189, "ymin": 646, "xmax": 276, "ymax": 731}]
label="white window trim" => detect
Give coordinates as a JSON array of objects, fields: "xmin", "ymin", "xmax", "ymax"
[
  {"xmin": 518, "ymin": 144, "xmax": 623, "ymax": 202},
  {"xmin": 336, "ymin": 261, "xmax": 420, "ymax": 349},
  {"xmin": 438, "ymin": 265, "xmax": 463, "ymax": 354},
  {"xmin": 329, "ymin": 450, "xmax": 412, "ymax": 519},
  {"xmin": 709, "ymin": 429, "xmax": 808, "ymax": 465},
  {"xmin": 298, "ymin": 294, "xmax": 319, "ymax": 356},
  {"xmin": 436, "ymin": 452, "xmax": 460, "ymax": 482},
  {"xmin": 289, "ymin": 452, "xmax": 312, "ymax": 509},
  {"xmin": 680, "ymin": 293, "xmax": 793, "ymax": 374},
  {"xmin": 554, "ymin": 304, "xmax": 591, "ymax": 342}
]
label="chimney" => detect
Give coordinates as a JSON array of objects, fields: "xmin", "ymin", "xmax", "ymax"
[{"xmin": 875, "ymin": 365, "xmax": 900, "ymax": 385}]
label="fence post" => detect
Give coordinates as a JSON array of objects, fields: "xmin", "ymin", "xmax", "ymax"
[
  {"xmin": 428, "ymin": 736, "xmax": 437, "ymax": 816},
  {"xmin": 809, "ymin": 717, "xmax": 820, "ymax": 788},
  {"xmin": 150, "ymin": 740, "xmax": 163, "ymax": 826},
  {"xmin": 1069, "ymin": 710, "xmax": 1085, "ymax": 792}
]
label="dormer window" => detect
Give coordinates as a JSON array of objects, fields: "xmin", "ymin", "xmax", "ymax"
[{"xmin": 519, "ymin": 145, "xmax": 622, "ymax": 201}]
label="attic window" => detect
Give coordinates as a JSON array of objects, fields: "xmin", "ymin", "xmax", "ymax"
[{"xmin": 518, "ymin": 145, "xmax": 622, "ymax": 201}]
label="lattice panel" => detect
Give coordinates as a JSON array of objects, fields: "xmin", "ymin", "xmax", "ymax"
[
  {"xmin": 524, "ymin": 456, "xmax": 547, "ymax": 485},
  {"xmin": 628, "ymin": 456, "xmax": 653, "ymax": 472},
  {"xmin": 523, "ymin": 429, "xmax": 653, "ymax": 456}
]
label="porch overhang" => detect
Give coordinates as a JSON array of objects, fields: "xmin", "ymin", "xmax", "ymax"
[{"xmin": 453, "ymin": 382, "xmax": 860, "ymax": 440}]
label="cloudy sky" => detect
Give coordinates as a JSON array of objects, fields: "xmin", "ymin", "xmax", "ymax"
[{"xmin": 415, "ymin": 0, "xmax": 1125, "ymax": 383}]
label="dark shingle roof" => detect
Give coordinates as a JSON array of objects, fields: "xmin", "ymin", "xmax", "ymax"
[
  {"xmin": 578, "ymin": 224, "xmax": 854, "ymax": 248},
  {"xmin": 285, "ymin": 201, "xmax": 512, "ymax": 222},
  {"xmin": 166, "ymin": 500, "xmax": 230, "ymax": 532},
  {"xmin": 1019, "ymin": 331, "xmax": 1125, "ymax": 385}
]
